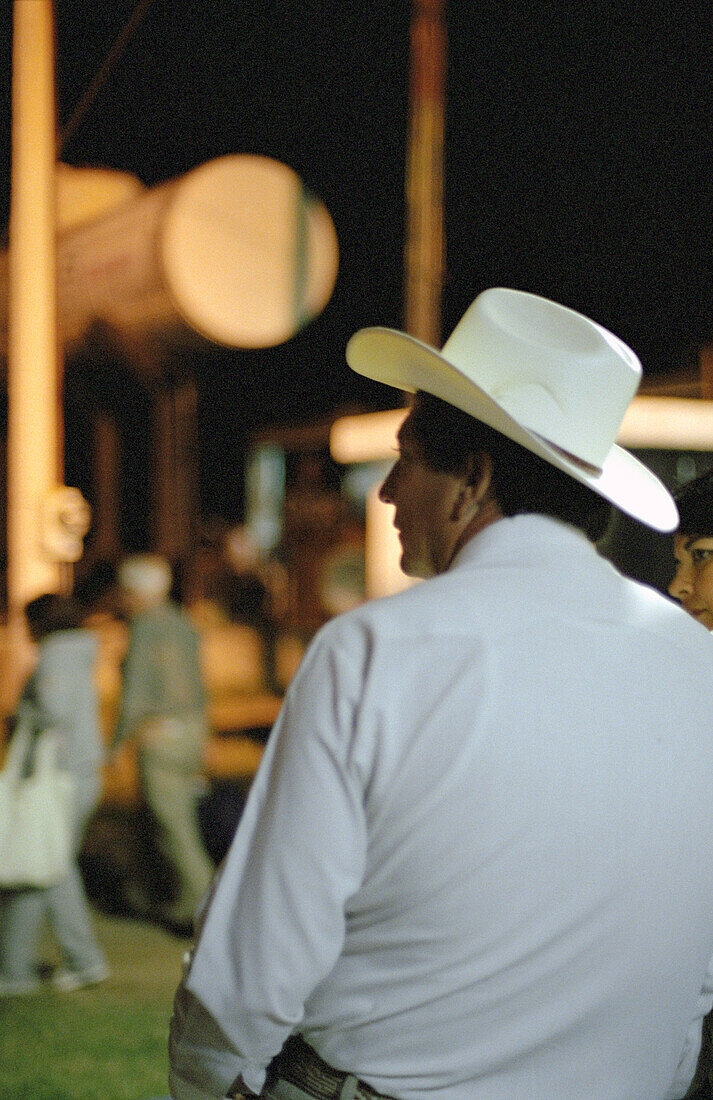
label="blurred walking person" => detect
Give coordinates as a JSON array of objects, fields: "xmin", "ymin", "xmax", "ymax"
[
  {"xmin": 114, "ymin": 554, "xmax": 214, "ymax": 935},
  {"xmin": 0, "ymin": 594, "xmax": 109, "ymax": 994}
]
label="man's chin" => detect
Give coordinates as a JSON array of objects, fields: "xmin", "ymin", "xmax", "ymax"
[
  {"xmin": 399, "ymin": 552, "xmax": 428, "ymax": 581},
  {"xmin": 398, "ymin": 551, "xmax": 415, "ymax": 578},
  {"xmin": 687, "ymin": 607, "xmax": 713, "ymax": 631}
]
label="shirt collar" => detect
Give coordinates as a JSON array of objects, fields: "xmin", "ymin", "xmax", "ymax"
[{"xmin": 450, "ymin": 514, "xmax": 594, "ymax": 572}]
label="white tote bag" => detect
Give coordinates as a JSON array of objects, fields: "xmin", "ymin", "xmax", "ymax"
[{"xmin": 0, "ymin": 719, "xmax": 75, "ymax": 888}]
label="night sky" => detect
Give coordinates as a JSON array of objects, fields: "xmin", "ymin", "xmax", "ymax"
[{"xmin": 1, "ymin": 1, "xmax": 713, "ymax": 526}]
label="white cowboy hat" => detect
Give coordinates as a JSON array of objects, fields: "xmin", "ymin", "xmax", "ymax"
[{"xmin": 345, "ymin": 287, "xmax": 678, "ymax": 532}]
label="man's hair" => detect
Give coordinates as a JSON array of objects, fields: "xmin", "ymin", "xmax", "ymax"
[
  {"xmin": 408, "ymin": 391, "xmax": 613, "ymax": 542},
  {"xmin": 118, "ymin": 553, "xmax": 172, "ymax": 603},
  {"xmin": 24, "ymin": 593, "xmax": 83, "ymax": 640},
  {"xmin": 674, "ymin": 469, "xmax": 713, "ymax": 538}
]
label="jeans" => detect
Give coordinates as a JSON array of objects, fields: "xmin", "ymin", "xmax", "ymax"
[{"xmin": 0, "ymin": 772, "xmax": 108, "ymax": 980}]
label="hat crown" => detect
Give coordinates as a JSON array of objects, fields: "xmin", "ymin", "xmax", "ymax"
[
  {"xmin": 442, "ymin": 289, "xmax": 642, "ymax": 467},
  {"xmin": 344, "ymin": 286, "xmax": 678, "ymax": 531}
]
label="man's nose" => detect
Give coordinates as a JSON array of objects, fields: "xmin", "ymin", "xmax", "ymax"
[
  {"xmin": 669, "ymin": 562, "xmax": 692, "ymax": 600},
  {"xmin": 379, "ymin": 467, "xmax": 395, "ymax": 504}
]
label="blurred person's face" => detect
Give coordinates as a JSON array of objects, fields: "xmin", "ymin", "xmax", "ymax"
[{"xmin": 669, "ymin": 534, "xmax": 713, "ymax": 630}]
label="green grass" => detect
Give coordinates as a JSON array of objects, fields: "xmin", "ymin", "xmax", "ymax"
[
  {"xmin": 0, "ymin": 912, "xmax": 185, "ymax": 1100},
  {"xmin": 0, "ymin": 995, "xmax": 170, "ymax": 1099}
]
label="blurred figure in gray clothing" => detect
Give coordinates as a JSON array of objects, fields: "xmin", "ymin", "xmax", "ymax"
[
  {"xmin": 0, "ymin": 593, "xmax": 109, "ymax": 995},
  {"xmin": 114, "ymin": 554, "xmax": 214, "ymax": 936}
]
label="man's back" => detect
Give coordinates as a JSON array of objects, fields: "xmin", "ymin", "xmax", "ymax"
[
  {"xmin": 176, "ymin": 515, "xmax": 713, "ymax": 1099},
  {"xmin": 121, "ymin": 600, "xmax": 206, "ymax": 723}
]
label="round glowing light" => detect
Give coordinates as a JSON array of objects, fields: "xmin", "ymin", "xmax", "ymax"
[{"xmin": 160, "ymin": 154, "xmax": 339, "ymax": 349}]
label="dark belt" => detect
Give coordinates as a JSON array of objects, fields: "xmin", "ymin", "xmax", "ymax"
[{"xmin": 265, "ymin": 1035, "xmax": 396, "ymax": 1100}]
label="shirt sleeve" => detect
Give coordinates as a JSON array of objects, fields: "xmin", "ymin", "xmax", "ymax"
[{"xmin": 168, "ymin": 623, "xmax": 369, "ymax": 1097}]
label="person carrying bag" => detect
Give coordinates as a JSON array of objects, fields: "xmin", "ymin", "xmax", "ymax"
[
  {"xmin": 0, "ymin": 714, "xmax": 74, "ymax": 889},
  {"xmin": 0, "ymin": 594, "xmax": 109, "ymax": 996}
]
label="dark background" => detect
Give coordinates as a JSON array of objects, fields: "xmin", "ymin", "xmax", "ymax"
[{"xmin": 1, "ymin": 0, "xmax": 713, "ymax": 532}]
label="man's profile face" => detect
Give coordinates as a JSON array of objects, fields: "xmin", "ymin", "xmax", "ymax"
[
  {"xmin": 378, "ymin": 412, "xmax": 464, "ymax": 579},
  {"xmin": 669, "ymin": 533, "xmax": 713, "ymax": 630}
]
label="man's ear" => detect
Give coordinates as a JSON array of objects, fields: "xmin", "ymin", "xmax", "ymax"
[{"xmin": 450, "ymin": 453, "xmax": 494, "ymax": 521}]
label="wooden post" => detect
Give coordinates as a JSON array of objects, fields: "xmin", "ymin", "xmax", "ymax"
[
  {"xmin": 91, "ymin": 412, "xmax": 122, "ymax": 560},
  {"xmin": 7, "ymin": 0, "xmax": 62, "ymax": 608},
  {"xmin": 699, "ymin": 344, "xmax": 713, "ymax": 399},
  {"xmin": 153, "ymin": 377, "xmax": 199, "ymax": 563},
  {"xmin": 5, "ymin": 0, "xmax": 62, "ymax": 706},
  {"xmin": 404, "ymin": 0, "xmax": 447, "ymax": 345},
  {"xmin": 361, "ymin": 0, "xmax": 447, "ymax": 601}
]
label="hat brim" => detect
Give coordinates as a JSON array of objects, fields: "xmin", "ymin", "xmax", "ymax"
[{"xmin": 346, "ymin": 326, "xmax": 678, "ymax": 533}]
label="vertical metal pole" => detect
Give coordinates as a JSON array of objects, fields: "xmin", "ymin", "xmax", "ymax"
[{"xmin": 7, "ymin": 0, "xmax": 62, "ymax": 618}]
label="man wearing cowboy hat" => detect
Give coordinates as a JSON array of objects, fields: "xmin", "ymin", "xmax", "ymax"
[{"xmin": 169, "ymin": 289, "xmax": 713, "ymax": 1100}]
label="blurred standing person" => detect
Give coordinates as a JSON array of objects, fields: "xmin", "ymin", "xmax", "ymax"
[
  {"xmin": 222, "ymin": 525, "xmax": 291, "ymax": 695},
  {"xmin": 115, "ymin": 554, "xmax": 214, "ymax": 935},
  {"xmin": 0, "ymin": 594, "xmax": 109, "ymax": 995},
  {"xmin": 669, "ymin": 470, "xmax": 713, "ymax": 631},
  {"xmin": 668, "ymin": 469, "xmax": 713, "ymax": 1099},
  {"xmin": 74, "ymin": 559, "xmax": 128, "ymax": 744}
]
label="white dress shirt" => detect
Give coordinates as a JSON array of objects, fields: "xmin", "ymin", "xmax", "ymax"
[{"xmin": 170, "ymin": 516, "xmax": 713, "ymax": 1099}]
